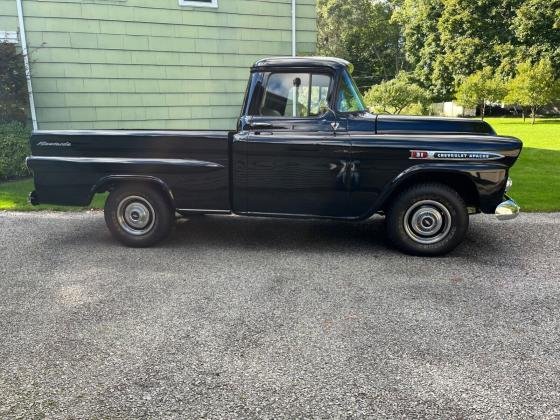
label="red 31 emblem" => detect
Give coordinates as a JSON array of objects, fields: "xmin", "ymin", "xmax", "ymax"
[{"xmin": 410, "ymin": 150, "xmax": 428, "ymax": 159}]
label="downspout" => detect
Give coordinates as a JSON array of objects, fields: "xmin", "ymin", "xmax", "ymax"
[
  {"xmin": 291, "ymin": 0, "xmax": 296, "ymax": 56},
  {"xmin": 15, "ymin": 0, "xmax": 38, "ymax": 130}
]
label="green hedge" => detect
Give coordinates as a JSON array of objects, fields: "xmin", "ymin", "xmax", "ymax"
[{"xmin": 0, "ymin": 122, "xmax": 31, "ymax": 180}]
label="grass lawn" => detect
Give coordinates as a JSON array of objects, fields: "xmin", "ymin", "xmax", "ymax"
[
  {"xmin": 0, "ymin": 117, "xmax": 558, "ymax": 212},
  {"xmin": 485, "ymin": 117, "xmax": 560, "ymax": 212},
  {"xmin": 0, "ymin": 178, "xmax": 106, "ymax": 211}
]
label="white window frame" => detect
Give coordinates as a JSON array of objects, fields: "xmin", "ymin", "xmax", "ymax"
[
  {"xmin": 0, "ymin": 30, "xmax": 18, "ymax": 44},
  {"xmin": 178, "ymin": 0, "xmax": 218, "ymax": 8}
]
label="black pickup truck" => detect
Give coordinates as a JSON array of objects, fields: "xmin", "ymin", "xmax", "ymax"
[{"xmin": 27, "ymin": 57, "xmax": 522, "ymax": 255}]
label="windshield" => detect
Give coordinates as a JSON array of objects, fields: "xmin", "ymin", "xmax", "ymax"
[{"xmin": 336, "ymin": 70, "xmax": 366, "ymax": 113}]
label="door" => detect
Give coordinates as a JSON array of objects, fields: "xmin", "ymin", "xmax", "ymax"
[{"xmin": 241, "ymin": 71, "xmax": 352, "ymax": 217}]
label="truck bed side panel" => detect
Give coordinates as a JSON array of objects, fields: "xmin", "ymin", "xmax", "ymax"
[{"xmin": 27, "ymin": 130, "xmax": 231, "ymax": 210}]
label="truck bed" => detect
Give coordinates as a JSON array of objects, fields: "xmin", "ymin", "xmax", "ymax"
[{"xmin": 27, "ymin": 130, "xmax": 232, "ymax": 211}]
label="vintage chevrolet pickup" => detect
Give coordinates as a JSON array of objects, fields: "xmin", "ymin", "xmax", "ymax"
[{"xmin": 27, "ymin": 57, "xmax": 522, "ymax": 255}]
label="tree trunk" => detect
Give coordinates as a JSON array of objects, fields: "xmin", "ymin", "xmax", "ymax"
[
  {"xmin": 522, "ymin": 109, "xmax": 526, "ymax": 122},
  {"xmin": 531, "ymin": 106, "xmax": 536, "ymax": 125},
  {"xmin": 481, "ymin": 102, "xmax": 485, "ymax": 121}
]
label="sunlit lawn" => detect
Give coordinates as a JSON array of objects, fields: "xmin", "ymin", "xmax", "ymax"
[
  {"xmin": 0, "ymin": 178, "xmax": 106, "ymax": 211},
  {"xmin": 485, "ymin": 117, "xmax": 560, "ymax": 212},
  {"xmin": 0, "ymin": 117, "xmax": 558, "ymax": 212}
]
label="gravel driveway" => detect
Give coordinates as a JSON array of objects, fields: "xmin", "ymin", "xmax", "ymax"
[{"xmin": 0, "ymin": 211, "xmax": 559, "ymax": 418}]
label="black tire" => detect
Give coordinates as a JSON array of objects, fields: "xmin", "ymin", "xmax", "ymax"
[
  {"xmin": 104, "ymin": 184, "xmax": 174, "ymax": 247},
  {"xmin": 386, "ymin": 183, "xmax": 469, "ymax": 256}
]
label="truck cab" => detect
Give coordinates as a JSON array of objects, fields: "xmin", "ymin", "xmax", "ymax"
[{"xmin": 27, "ymin": 57, "xmax": 522, "ymax": 255}]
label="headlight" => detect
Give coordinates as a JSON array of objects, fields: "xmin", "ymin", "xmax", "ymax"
[{"xmin": 505, "ymin": 177, "xmax": 513, "ymax": 192}]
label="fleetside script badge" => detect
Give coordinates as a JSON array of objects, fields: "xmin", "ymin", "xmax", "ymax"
[{"xmin": 37, "ymin": 141, "xmax": 72, "ymax": 147}]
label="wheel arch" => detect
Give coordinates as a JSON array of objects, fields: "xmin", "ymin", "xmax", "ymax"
[
  {"xmin": 377, "ymin": 169, "xmax": 480, "ymax": 214},
  {"xmin": 92, "ymin": 175, "xmax": 176, "ymax": 208}
]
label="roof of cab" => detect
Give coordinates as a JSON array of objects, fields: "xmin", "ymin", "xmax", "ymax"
[{"xmin": 252, "ymin": 56, "xmax": 352, "ymax": 71}]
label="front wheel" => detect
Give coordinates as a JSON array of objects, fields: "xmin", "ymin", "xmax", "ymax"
[
  {"xmin": 104, "ymin": 184, "xmax": 174, "ymax": 247},
  {"xmin": 386, "ymin": 183, "xmax": 469, "ymax": 256}
]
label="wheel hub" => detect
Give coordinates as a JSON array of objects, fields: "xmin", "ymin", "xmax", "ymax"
[
  {"xmin": 411, "ymin": 206, "xmax": 444, "ymax": 236},
  {"xmin": 403, "ymin": 200, "xmax": 452, "ymax": 244},
  {"xmin": 124, "ymin": 202, "xmax": 150, "ymax": 229},
  {"xmin": 116, "ymin": 196, "xmax": 156, "ymax": 236}
]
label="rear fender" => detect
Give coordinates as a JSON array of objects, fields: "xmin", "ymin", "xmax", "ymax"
[{"xmin": 92, "ymin": 175, "xmax": 175, "ymax": 207}]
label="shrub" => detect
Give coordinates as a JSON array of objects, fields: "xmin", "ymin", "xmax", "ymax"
[
  {"xmin": 0, "ymin": 43, "xmax": 29, "ymax": 123},
  {"xmin": 0, "ymin": 122, "xmax": 31, "ymax": 180}
]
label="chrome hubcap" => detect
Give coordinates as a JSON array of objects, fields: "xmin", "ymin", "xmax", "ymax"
[
  {"xmin": 403, "ymin": 200, "xmax": 452, "ymax": 244},
  {"xmin": 117, "ymin": 196, "xmax": 155, "ymax": 236}
]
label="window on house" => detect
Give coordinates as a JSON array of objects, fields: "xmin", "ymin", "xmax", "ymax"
[
  {"xmin": 178, "ymin": 0, "xmax": 218, "ymax": 8},
  {"xmin": 258, "ymin": 73, "xmax": 331, "ymax": 117}
]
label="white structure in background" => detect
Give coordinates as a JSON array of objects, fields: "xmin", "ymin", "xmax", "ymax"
[
  {"xmin": 432, "ymin": 101, "xmax": 476, "ymax": 117},
  {"xmin": 0, "ymin": 30, "xmax": 18, "ymax": 43}
]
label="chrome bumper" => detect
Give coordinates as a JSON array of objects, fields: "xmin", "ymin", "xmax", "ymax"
[{"xmin": 495, "ymin": 196, "xmax": 520, "ymax": 220}]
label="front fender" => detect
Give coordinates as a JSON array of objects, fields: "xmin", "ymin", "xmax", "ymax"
[{"xmin": 369, "ymin": 162, "xmax": 509, "ymax": 217}]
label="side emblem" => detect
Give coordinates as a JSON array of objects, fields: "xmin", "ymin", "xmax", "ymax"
[
  {"xmin": 37, "ymin": 141, "xmax": 71, "ymax": 147},
  {"xmin": 410, "ymin": 150, "xmax": 429, "ymax": 159},
  {"xmin": 410, "ymin": 150, "xmax": 504, "ymax": 161}
]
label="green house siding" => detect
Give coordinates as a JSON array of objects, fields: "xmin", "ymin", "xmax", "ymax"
[
  {"xmin": 4, "ymin": 0, "xmax": 316, "ymax": 129},
  {"xmin": 0, "ymin": 0, "xmax": 17, "ymax": 32}
]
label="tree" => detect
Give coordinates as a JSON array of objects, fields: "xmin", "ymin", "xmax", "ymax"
[
  {"xmin": 504, "ymin": 58, "xmax": 559, "ymax": 124},
  {"xmin": 317, "ymin": 0, "xmax": 405, "ymax": 91},
  {"xmin": 455, "ymin": 67, "xmax": 506, "ymax": 120},
  {"xmin": 392, "ymin": 0, "xmax": 560, "ymax": 99},
  {"xmin": 512, "ymin": 0, "xmax": 560, "ymax": 78},
  {"xmin": 363, "ymin": 71, "xmax": 429, "ymax": 114},
  {"xmin": 391, "ymin": 0, "xmax": 449, "ymax": 100}
]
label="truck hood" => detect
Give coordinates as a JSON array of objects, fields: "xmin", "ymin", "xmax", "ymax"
[
  {"xmin": 348, "ymin": 112, "xmax": 497, "ymax": 135},
  {"xmin": 375, "ymin": 114, "xmax": 496, "ymax": 135}
]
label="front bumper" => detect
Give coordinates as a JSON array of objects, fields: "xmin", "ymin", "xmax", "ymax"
[{"xmin": 495, "ymin": 195, "xmax": 520, "ymax": 220}]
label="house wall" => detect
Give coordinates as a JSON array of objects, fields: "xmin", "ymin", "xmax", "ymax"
[
  {"xmin": 0, "ymin": 0, "xmax": 17, "ymax": 32},
  {"xmin": 0, "ymin": 0, "xmax": 316, "ymax": 130}
]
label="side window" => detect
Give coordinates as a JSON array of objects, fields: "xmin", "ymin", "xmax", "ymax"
[
  {"xmin": 336, "ymin": 71, "xmax": 366, "ymax": 113},
  {"xmin": 258, "ymin": 73, "xmax": 331, "ymax": 117}
]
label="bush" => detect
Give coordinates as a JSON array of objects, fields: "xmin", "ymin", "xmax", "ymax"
[
  {"xmin": 0, "ymin": 122, "xmax": 31, "ymax": 180},
  {"xmin": 401, "ymin": 102, "xmax": 432, "ymax": 116},
  {"xmin": 0, "ymin": 43, "xmax": 29, "ymax": 123}
]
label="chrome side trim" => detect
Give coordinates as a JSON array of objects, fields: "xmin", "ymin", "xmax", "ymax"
[
  {"xmin": 495, "ymin": 196, "xmax": 520, "ymax": 220},
  {"xmin": 176, "ymin": 209, "xmax": 231, "ymax": 214},
  {"xmin": 240, "ymin": 211, "xmax": 359, "ymax": 221},
  {"xmin": 410, "ymin": 150, "xmax": 504, "ymax": 161},
  {"xmin": 32, "ymin": 129, "xmax": 230, "ymax": 137},
  {"xmin": 27, "ymin": 156, "xmax": 223, "ymax": 168}
]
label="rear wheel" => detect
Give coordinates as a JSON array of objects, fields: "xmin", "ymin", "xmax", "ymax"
[
  {"xmin": 104, "ymin": 184, "xmax": 174, "ymax": 247},
  {"xmin": 386, "ymin": 183, "xmax": 468, "ymax": 256}
]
